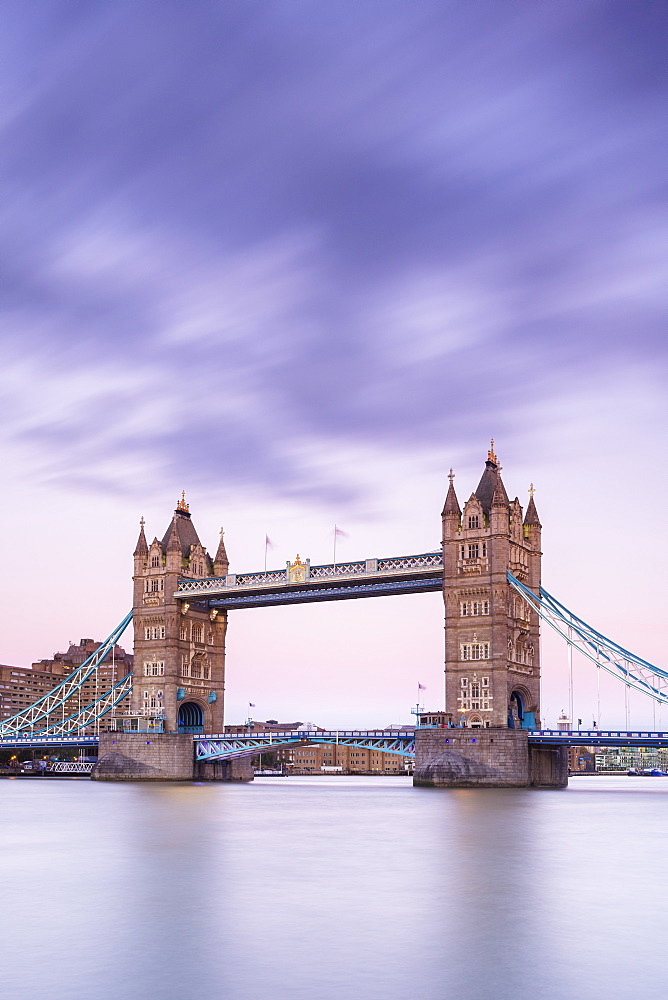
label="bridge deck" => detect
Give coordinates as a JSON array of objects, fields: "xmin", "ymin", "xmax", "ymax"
[{"xmin": 174, "ymin": 552, "xmax": 444, "ymax": 608}]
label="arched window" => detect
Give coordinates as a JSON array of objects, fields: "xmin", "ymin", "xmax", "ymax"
[{"xmin": 192, "ymin": 623, "xmax": 203, "ymax": 644}]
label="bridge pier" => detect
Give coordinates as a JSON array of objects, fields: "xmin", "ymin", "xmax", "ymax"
[
  {"xmin": 92, "ymin": 732, "xmax": 254, "ymax": 782},
  {"xmin": 413, "ymin": 729, "xmax": 567, "ymax": 788}
]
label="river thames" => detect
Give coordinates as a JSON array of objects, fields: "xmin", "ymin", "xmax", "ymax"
[{"xmin": 0, "ymin": 774, "xmax": 665, "ymax": 999}]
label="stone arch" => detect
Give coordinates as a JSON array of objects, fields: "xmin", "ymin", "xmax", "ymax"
[
  {"xmin": 178, "ymin": 701, "xmax": 204, "ymax": 733},
  {"xmin": 508, "ymin": 685, "xmax": 533, "ymax": 730},
  {"xmin": 468, "ymin": 714, "xmax": 483, "ymax": 728}
]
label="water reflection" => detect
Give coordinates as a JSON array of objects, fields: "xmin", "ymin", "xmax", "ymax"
[{"xmin": 0, "ymin": 775, "xmax": 666, "ymax": 1000}]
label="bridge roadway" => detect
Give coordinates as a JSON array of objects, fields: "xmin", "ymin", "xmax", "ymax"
[
  {"xmin": 3, "ymin": 730, "xmax": 668, "ymax": 756},
  {"xmin": 174, "ymin": 552, "xmax": 444, "ymax": 609}
]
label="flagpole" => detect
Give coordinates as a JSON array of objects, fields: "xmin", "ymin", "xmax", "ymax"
[
  {"xmin": 333, "ymin": 523, "xmax": 337, "ymax": 566},
  {"xmin": 264, "ymin": 534, "xmax": 268, "ymax": 572}
]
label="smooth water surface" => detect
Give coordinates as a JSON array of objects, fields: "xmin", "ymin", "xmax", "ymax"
[{"xmin": 0, "ymin": 774, "xmax": 665, "ymax": 1000}]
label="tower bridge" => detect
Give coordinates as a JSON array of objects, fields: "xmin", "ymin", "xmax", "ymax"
[{"xmin": 1, "ymin": 446, "xmax": 666, "ymax": 787}]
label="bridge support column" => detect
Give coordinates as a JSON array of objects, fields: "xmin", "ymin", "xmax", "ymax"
[
  {"xmin": 196, "ymin": 758, "xmax": 254, "ymax": 781},
  {"xmin": 92, "ymin": 732, "xmax": 195, "ymax": 781},
  {"xmin": 413, "ymin": 729, "xmax": 567, "ymax": 788}
]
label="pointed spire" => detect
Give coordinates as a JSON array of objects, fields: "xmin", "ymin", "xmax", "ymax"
[
  {"xmin": 166, "ymin": 516, "xmax": 182, "ymax": 552},
  {"xmin": 133, "ymin": 517, "xmax": 148, "ymax": 557},
  {"xmin": 214, "ymin": 526, "xmax": 229, "ymax": 575},
  {"xmin": 523, "ymin": 484, "xmax": 541, "ymax": 527},
  {"xmin": 475, "ymin": 442, "xmax": 508, "ymax": 514},
  {"xmin": 442, "ymin": 468, "xmax": 461, "ymax": 516},
  {"xmin": 491, "ymin": 472, "xmax": 509, "ymax": 508}
]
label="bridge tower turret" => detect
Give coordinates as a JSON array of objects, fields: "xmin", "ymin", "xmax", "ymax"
[
  {"xmin": 441, "ymin": 444, "xmax": 542, "ymax": 730},
  {"xmin": 130, "ymin": 494, "xmax": 227, "ymax": 733}
]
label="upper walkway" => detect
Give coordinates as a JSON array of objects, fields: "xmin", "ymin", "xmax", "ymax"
[{"xmin": 174, "ymin": 552, "xmax": 444, "ymax": 609}]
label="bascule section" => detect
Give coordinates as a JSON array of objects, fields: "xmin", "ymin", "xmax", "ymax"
[{"xmin": 126, "ymin": 494, "xmax": 228, "ymax": 736}]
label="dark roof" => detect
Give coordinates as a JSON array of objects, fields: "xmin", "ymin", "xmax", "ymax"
[
  {"xmin": 523, "ymin": 495, "xmax": 541, "ymax": 527},
  {"xmin": 161, "ymin": 510, "xmax": 202, "ymax": 557},
  {"xmin": 133, "ymin": 523, "xmax": 148, "ymax": 557},
  {"xmin": 441, "ymin": 481, "xmax": 461, "ymax": 516},
  {"xmin": 475, "ymin": 460, "xmax": 508, "ymax": 514}
]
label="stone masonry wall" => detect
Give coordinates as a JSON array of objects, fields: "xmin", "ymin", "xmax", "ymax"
[
  {"xmin": 92, "ymin": 732, "xmax": 195, "ymax": 781},
  {"xmin": 414, "ymin": 728, "xmax": 568, "ymax": 788}
]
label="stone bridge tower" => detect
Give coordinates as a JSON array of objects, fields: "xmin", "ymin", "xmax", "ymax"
[
  {"xmin": 414, "ymin": 445, "xmax": 566, "ymax": 788},
  {"xmin": 441, "ymin": 443, "xmax": 542, "ymax": 730},
  {"xmin": 131, "ymin": 494, "xmax": 228, "ymax": 733}
]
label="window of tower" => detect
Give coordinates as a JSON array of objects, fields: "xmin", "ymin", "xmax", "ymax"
[
  {"xmin": 192, "ymin": 623, "xmax": 203, "ymax": 644},
  {"xmin": 151, "ymin": 556, "xmax": 160, "ymax": 567},
  {"xmin": 461, "ymin": 642, "xmax": 490, "ymax": 661},
  {"xmin": 482, "ymin": 542, "xmax": 487, "ymax": 557},
  {"xmin": 467, "ymin": 543, "xmax": 479, "ymax": 559},
  {"xmin": 180, "ymin": 624, "xmax": 187, "ymax": 641},
  {"xmin": 468, "ymin": 515, "xmax": 479, "ymax": 529}
]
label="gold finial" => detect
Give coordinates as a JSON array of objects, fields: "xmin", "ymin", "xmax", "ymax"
[
  {"xmin": 448, "ymin": 468, "xmax": 455, "ymax": 484},
  {"xmin": 177, "ymin": 491, "xmax": 189, "ymax": 513},
  {"xmin": 487, "ymin": 438, "xmax": 498, "ymax": 464},
  {"xmin": 529, "ymin": 483, "xmax": 535, "ymax": 498},
  {"xmin": 219, "ymin": 526, "xmax": 224, "ymax": 536},
  {"xmin": 140, "ymin": 516, "xmax": 145, "ymax": 528},
  {"xmin": 293, "ymin": 554, "xmax": 303, "ymax": 565}
]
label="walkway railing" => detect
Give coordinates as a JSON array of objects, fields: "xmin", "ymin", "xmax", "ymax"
[{"xmin": 175, "ymin": 552, "xmax": 443, "ymax": 600}]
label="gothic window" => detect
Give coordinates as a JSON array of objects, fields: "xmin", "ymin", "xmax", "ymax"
[
  {"xmin": 145, "ymin": 626, "xmax": 165, "ymax": 640},
  {"xmin": 460, "ymin": 677, "xmax": 468, "ymax": 687},
  {"xmin": 151, "ymin": 580, "xmax": 159, "ymax": 593},
  {"xmin": 467, "ymin": 543, "xmax": 479, "ymax": 559},
  {"xmin": 144, "ymin": 662, "xmax": 165, "ymax": 677},
  {"xmin": 180, "ymin": 624, "xmax": 187, "ymax": 641},
  {"xmin": 151, "ymin": 556, "xmax": 160, "ymax": 568},
  {"xmin": 192, "ymin": 623, "xmax": 203, "ymax": 644},
  {"xmin": 482, "ymin": 542, "xmax": 487, "ymax": 557},
  {"xmin": 203, "ymin": 665, "xmax": 210, "ymax": 680},
  {"xmin": 461, "ymin": 642, "xmax": 490, "ymax": 661},
  {"xmin": 468, "ymin": 515, "xmax": 479, "ymax": 529},
  {"xmin": 460, "ymin": 544, "xmax": 465, "ymax": 559},
  {"xmin": 482, "ymin": 676, "xmax": 489, "ymax": 688},
  {"xmin": 181, "ymin": 656, "xmax": 190, "ymax": 677},
  {"xmin": 460, "ymin": 602, "xmax": 469, "ymax": 616},
  {"xmin": 191, "ymin": 661, "xmax": 202, "ymax": 679}
]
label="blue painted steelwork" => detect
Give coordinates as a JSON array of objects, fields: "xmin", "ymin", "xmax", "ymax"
[
  {"xmin": 0, "ymin": 611, "xmax": 133, "ymax": 737},
  {"xmin": 195, "ymin": 730, "xmax": 416, "ymax": 761},
  {"xmin": 29, "ymin": 674, "xmax": 133, "ymax": 736},
  {"xmin": 528, "ymin": 730, "xmax": 668, "ymax": 748},
  {"xmin": 0, "ymin": 735, "xmax": 99, "ymax": 749},
  {"xmin": 206, "ymin": 575, "xmax": 443, "ymax": 610},
  {"xmin": 175, "ymin": 552, "xmax": 443, "ymax": 609},
  {"xmin": 507, "ymin": 572, "xmax": 668, "ymax": 704}
]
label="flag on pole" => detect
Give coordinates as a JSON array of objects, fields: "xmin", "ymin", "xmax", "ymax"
[
  {"xmin": 264, "ymin": 534, "xmax": 275, "ymax": 571},
  {"xmin": 418, "ymin": 683, "xmax": 426, "ymax": 691},
  {"xmin": 333, "ymin": 524, "xmax": 348, "ymax": 565},
  {"xmin": 249, "ymin": 702, "xmax": 256, "ymax": 708}
]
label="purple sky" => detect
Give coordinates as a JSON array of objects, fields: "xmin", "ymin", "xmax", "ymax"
[{"xmin": 1, "ymin": 2, "xmax": 666, "ymax": 727}]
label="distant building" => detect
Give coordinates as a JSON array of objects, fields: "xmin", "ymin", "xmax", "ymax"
[
  {"xmin": 0, "ymin": 638, "xmax": 133, "ymax": 734},
  {"xmin": 230, "ymin": 719, "xmax": 412, "ymax": 774}
]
